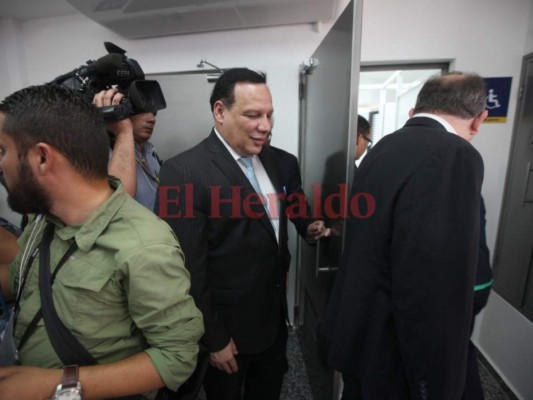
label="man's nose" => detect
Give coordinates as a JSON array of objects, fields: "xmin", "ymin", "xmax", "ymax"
[{"xmin": 258, "ymin": 117, "xmax": 272, "ymax": 133}]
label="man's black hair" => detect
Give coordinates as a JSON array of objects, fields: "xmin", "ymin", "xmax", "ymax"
[
  {"xmin": 0, "ymin": 85, "xmax": 109, "ymax": 179},
  {"xmin": 209, "ymin": 68, "xmax": 267, "ymax": 111},
  {"xmin": 357, "ymin": 115, "xmax": 370, "ymax": 136}
]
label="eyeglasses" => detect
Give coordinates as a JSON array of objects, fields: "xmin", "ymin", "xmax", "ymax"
[{"xmin": 361, "ymin": 135, "xmax": 373, "ymax": 145}]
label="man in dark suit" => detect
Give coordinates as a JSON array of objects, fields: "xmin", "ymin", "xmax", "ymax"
[
  {"xmin": 157, "ymin": 68, "xmax": 325, "ymax": 400},
  {"xmin": 323, "ymin": 72, "xmax": 488, "ymax": 399}
]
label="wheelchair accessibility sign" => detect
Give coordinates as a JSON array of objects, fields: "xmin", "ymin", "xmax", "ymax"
[{"xmin": 484, "ymin": 77, "xmax": 512, "ymax": 123}]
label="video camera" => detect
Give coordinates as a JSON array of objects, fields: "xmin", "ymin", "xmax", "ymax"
[{"xmin": 48, "ymin": 42, "xmax": 166, "ymax": 123}]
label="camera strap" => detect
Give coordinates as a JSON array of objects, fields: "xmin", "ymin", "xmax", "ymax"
[
  {"xmin": 135, "ymin": 155, "xmax": 160, "ymax": 185},
  {"xmin": 153, "ymin": 150, "xmax": 163, "ymax": 167},
  {"xmin": 38, "ymin": 223, "xmax": 98, "ymax": 366}
]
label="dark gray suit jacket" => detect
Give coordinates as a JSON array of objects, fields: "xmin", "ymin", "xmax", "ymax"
[
  {"xmin": 323, "ymin": 117, "xmax": 484, "ymax": 400},
  {"xmin": 156, "ymin": 131, "xmax": 290, "ymax": 354}
]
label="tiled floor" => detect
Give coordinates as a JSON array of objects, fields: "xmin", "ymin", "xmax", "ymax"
[
  {"xmin": 477, "ymin": 350, "xmax": 519, "ymax": 400},
  {"xmin": 280, "ymin": 331, "xmax": 314, "ymax": 400},
  {"xmin": 279, "ymin": 332, "xmax": 518, "ymax": 400}
]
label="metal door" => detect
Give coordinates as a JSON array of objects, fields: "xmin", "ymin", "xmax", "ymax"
[
  {"xmin": 296, "ymin": 1, "xmax": 362, "ymax": 399},
  {"xmin": 493, "ymin": 53, "xmax": 533, "ymax": 320}
]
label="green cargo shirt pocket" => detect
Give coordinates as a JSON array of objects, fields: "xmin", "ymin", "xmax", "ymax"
[{"xmin": 55, "ymin": 257, "xmax": 129, "ymax": 338}]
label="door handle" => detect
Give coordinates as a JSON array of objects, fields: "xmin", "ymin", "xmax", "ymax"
[{"xmin": 315, "ymin": 239, "xmax": 339, "ymax": 277}]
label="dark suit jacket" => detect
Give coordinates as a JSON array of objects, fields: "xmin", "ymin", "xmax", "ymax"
[
  {"xmin": 323, "ymin": 117, "xmax": 484, "ymax": 400},
  {"xmin": 474, "ymin": 196, "xmax": 492, "ymax": 314},
  {"xmin": 269, "ymin": 146, "xmax": 314, "ymax": 238},
  {"xmin": 156, "ymin": 131, "xmax": 290, "ymax": 354}
]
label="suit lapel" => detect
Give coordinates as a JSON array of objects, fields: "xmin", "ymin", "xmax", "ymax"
[
  {"xmin": 206, "ymin": 131, "xmax": 278, "ymax": 242},
  {"xmin": 207, "ymin": 130, "xmax": 248, "ymax": 188}
]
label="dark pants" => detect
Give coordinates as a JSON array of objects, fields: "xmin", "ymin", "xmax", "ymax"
[
  {"xmin": 203, "ymin": 323, "xmax": 289, "ymax": 400},
  {"xmin": 462, "ymin": 287, "xmax": 491, "ymax": 400},
  {"xmin": 340, "ymin": 373, "xmax": 362, "ymax": 400}
]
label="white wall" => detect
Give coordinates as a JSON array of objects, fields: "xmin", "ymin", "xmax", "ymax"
[
  {"xmin": 526, "ymin": 2, "xmax": 533, "ymax": 53},
  {"xmin": 361, "ymin": 0, "xmax": 533, "ymax": 398}
]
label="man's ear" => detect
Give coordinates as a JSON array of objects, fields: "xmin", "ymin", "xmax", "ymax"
[
  {"xmin": 408, "ymin": 108, "xmax": 415, "ymax": 118},
  {"xmin": 33, "ymin": 143, "xmax": 54, "ymax": 174},
  {"xmin": 471, "ymin": 110, "xmax": 489, "ymax": 134},
  {"xmin": 213, "ymin": 100, "xmax": 226, "ymax": 124}
]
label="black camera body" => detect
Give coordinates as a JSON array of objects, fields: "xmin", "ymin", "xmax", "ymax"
[{"xmin": 48, "ymin": 42, "xmax": 166, "ymax": 123}]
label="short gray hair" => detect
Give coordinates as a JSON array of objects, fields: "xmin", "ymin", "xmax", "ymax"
[{"xmin": 413, "ymin": 71, "xmax": 487, "ymax": 119}]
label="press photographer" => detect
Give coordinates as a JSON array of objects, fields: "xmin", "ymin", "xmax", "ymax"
[{"xmin": 51, "ymin": 42, "xmax": 166, "ymax": 210}]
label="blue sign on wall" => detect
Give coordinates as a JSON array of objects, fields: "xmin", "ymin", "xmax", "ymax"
[{"xmin": 484, "ymin": 77, "xmax": 512, "ymax": 123}]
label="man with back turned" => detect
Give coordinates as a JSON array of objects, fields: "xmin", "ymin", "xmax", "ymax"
[{"xmin": 323, "ymin": 72, "xmax": 488, "ymax": 399}]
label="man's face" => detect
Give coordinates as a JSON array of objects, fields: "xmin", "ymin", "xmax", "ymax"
[
  {"xmin": 215, "ymin": 83, "xmax": 273, "ymax": 156},
  {"xmin": 131, "ymin": 112, "xmax": 156, "ymax": 144},
  {"xmin": 355, "ymin": 132, "xmax": 372, "ymax": 160},
  {"xmin": 0, "ymin": 115, "xmax": 50, "ymax": 215}
]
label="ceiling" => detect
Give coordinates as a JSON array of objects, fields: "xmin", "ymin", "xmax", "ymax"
[
  {"xmin": 0, "ymin": 0, "xmax": 78, "ymax": 20},
  {"xmin": 0, "ymin": 0, "xmax": 340, "ymax": 39},
  {"xmin": 0, "ymin": 2, "xmax": 445, "ymax": 91}
]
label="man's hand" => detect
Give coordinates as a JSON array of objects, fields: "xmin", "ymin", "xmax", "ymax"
[
  {"xmin": 0, "ymin": 366, "xmax": 61, "ymax": 400},
  {"xmin": 306, "ymin": 220, "xmax": 327, "ymax": 240},
  {"xmin": 94, "ymin": 89, "xmax": 137, "ymax": 196},
  {"xmin": 92, "ymin": 89, "xmax": 133, "ymax": 138},
  {"xmin": 209, "ymin": 338, "xmax": 239, "ymax": 374}
]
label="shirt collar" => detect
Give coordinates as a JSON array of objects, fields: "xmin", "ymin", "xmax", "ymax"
[
  {"xmin": 411, "ymin": 113, "xmax": 458, "ymax": 135},
  {"xmin": 135, "ymin": 140, "xmax": 154, "ymax": 155},
  {"xmin": 50, "ymin": 177, "xmax": 126, "ymax": 252},
  {"xmin": 214, "ymin": 128, "xmax": 251, "ymax": 162}
]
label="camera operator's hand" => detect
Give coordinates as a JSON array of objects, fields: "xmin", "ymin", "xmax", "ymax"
[
  {"xmin": 93, "ymin": 89, "xmax": 133, "ymax": 138},
  {"xmin": 93, "ymin": 89, "xmax": 137, "ymax": 197}
]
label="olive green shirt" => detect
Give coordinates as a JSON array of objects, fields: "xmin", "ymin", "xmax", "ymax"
[{"xmin": 9, "ymin": 178, "xmax": 203, "ymax": 395}]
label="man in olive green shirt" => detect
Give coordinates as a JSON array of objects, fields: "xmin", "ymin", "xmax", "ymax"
[{"xmin": 0, "ymin": 85, "xmax": 203, "ymax": 399}]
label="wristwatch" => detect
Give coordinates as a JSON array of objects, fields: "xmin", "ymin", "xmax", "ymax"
[{"xmin": 51, "ymin": 365, "xmax": 83, "ymax": 400}]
